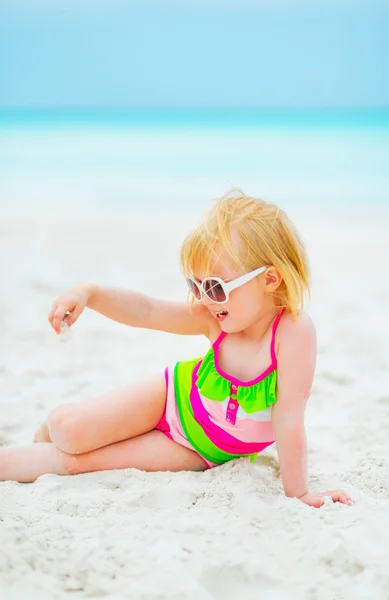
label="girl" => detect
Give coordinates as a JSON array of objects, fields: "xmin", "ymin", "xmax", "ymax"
[{"xmin": 1, "ymin": 191, "xmax": 352, "ymax": 508}]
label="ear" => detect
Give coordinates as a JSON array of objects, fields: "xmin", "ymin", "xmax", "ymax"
[{"xmin": 264, "ymin": 266, "xmax": 282, "ymax": 292}]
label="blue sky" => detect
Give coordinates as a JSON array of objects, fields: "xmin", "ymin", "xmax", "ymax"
[{"xmin": 0, "ymin": 0, "xmax": 388, "ymax": 108}]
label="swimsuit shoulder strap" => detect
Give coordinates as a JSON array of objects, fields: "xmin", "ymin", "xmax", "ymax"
[
  {"xmin": 212, "ymin": 308, "xmax": 285, "ymax": 361},
  {"xmin": 270, "ymin": 308, "xmax": 286, "ymax": 365},
  {"xmin": 212, "ymin": 331, "xmax": 227, "ymax": 350}
]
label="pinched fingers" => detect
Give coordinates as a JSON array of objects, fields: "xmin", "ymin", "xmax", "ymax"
[
  {"xmin": 65, "ymin": 304, "xmax": 83, "ymax": 327},
  {"xmin": 48, "ymin": 285, "xmax": 90, "ymax": 334},
  {"xmin": 49, "ymin": 301, "xmax": 74, "ymax": 334}
]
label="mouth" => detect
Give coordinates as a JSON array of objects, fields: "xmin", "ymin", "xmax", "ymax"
[{"xmin": 214, "ymin": 310, "xmax": 229, "ymax": 321}]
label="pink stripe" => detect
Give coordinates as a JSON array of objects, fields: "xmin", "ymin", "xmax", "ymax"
[
  {"xmin": 200, "ymin": 395, "xmax": 275, "ymax": 443},
  {"xmin": 190, "ymin": 364, "xmax": 274, "ymax": 455},
  {"xmin": 156, "ymin": 414, "xmax": 173, "ymax": 440}
]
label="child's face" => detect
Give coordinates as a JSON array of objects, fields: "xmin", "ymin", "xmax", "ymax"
[{"xmin": 196, "ymin": 253, "xmax": 271, "ymax": 333}]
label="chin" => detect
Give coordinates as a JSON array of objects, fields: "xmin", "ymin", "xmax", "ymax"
[{"xmin": 219, "ymin": 319, "xmax": 241, "ymax": 334}]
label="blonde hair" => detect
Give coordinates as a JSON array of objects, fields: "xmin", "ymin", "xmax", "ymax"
[{"xmin": 180, "ymin": 190, "xmax": 310, "ymax": 319}]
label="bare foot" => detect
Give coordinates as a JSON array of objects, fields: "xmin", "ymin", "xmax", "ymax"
[{"xmin": 33, "ymin": 421, "xmax": 52, "ymax": 443}]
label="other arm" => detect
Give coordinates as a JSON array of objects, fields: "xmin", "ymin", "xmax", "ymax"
[{"xmin": 271, "ymin": 312, "xmax": 352, "ymax": 507}]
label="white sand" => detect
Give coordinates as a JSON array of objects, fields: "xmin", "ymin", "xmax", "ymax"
[{"xmin": 1, "ymin": 206, "xmax": 389, "ymax": 600}]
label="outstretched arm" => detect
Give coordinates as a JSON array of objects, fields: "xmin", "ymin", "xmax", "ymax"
[
  {"xmin": 87, "ymin": 284, "xmax": 212, "ymax": 336},
  {"xmin": 49, "ymin": 283, "xmax": 212, "ymax": 338}
]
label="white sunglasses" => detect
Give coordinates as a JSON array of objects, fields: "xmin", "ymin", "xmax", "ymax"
[{"xmin": 186, "ymin": 266, "xmax": 267, "ymax": 304}]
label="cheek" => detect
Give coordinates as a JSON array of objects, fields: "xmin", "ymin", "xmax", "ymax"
[{"xmin": 229, "ymin": 283, "xmax": 264, "ymax": 313}]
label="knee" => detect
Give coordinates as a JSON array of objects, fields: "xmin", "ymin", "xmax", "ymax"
[{"xmin": 47, "ymin": 404, "xmax": 84, "ymax": 455}]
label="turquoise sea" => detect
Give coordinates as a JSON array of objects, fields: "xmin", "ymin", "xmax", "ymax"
[{"xmin": 1, "ymin": 108, "xmax": 388, "ymax": 213}]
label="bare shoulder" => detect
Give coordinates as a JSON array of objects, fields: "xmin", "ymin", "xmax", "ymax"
[
  {"xmin": 278, "ymin": 309, "xmax": 316, "ymax": 337},
  {"xmin": 276, "ymin": 309, "xmax": 317, "ymax": 357}
]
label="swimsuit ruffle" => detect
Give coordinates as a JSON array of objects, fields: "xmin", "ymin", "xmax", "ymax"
[{"xmin": 195, "ymin": 348, "xmax": 277, "ymax": 413}]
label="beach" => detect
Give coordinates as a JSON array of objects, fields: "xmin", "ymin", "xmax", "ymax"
[
  {"xmin": 1, "ymin": 203, "xmax": 389, "ymax": 599},
  {"xmin": 2, "ymin": 0, "xmax": 389, "ymax": 589}
]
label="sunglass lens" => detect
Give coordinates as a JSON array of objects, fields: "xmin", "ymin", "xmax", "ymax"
[{"xmin": 204, "ymin": 279, "xmax": 226, "ymax": 303}]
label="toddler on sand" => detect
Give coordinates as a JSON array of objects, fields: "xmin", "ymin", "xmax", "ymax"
[{"xmin": 1, "ymin": 191, "xmax": 352, "ymax": 508}]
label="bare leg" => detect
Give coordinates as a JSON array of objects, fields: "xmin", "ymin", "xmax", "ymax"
[
  {"xmin": 34, "ymin": 373, "xmax": 167, "ymax": 454},
  {"xmin": 0, "ymin": 443, "xmax": 67, "ymax": 482},
  {"xmin": 2, "ymin": 372, "xmax": 209, "ymax": 483},
  {"xmin": 0, "ymin": 431, "xmax": 207, "ymax": 482}
]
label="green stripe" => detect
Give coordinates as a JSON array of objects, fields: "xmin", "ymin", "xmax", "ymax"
[{"xmin": 174, "ymin": 361, "xmax": 248, "ymax": 465}]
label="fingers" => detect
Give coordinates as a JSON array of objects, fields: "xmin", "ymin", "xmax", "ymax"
[
  {"xmin": 49, "ymin": 302, "xmax": 75, "ymax": 334},
  {"xmin": 52, "ymin": 305, "xmax": 68, "ymax": 333},
  {"xmin": 65, "ymin": 304, "xmax": 83, "ymax": 327},
  {"xmin": 335, "ymin": 489, "xmax": 353, "ymax": 505},
  {"xmin": 301, "ymin": 490, "xmax": 353, "ymax": 509},
  {"xmin": 322, "ymin": 489, "xmax": 353, "ymax": 506},
  {"xmin": 336, "ymin": 490, "xmax": 353, "ymax": 506}
]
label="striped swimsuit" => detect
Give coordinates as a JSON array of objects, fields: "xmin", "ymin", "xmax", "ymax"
[{"xmin": 156, "ymin": 309, "xmax": 285, "ymax": 468}]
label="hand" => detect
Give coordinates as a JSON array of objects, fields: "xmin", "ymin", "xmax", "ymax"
[
  {"xmin": 48, "ymin": 283, "xmax": 94, "ymax": 334},
  {"xmin": 298, "ymin": 489, "xmax": 353, "ymax": 508}
]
